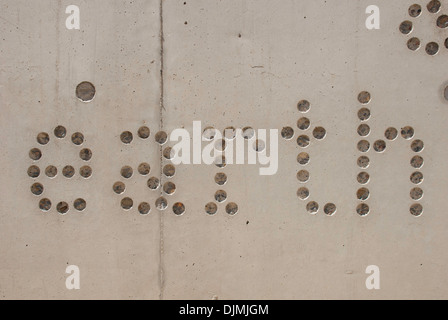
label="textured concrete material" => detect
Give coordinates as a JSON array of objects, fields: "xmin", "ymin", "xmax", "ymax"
[{"xmin": 1, "ymin": 0, "xmax": 448, "ymax": 299}]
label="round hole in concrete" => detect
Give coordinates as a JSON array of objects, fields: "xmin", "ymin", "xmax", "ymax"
[
  {"xmin": 57, "ymin": 201, "xmax": 69, "ymax": 214},
  {"xmin": 173, "ymin": 202, "xmax": 185, "ymax": 215},
  {"xmin": 120, "ymin": 131, "xmax": 133, "ymax": 144},
  {"xmin": 39, "ymin": 198, "xmax": 51, "ymax": 211},
  {"xmin": 62, "ymin": 165, "xmax": 75, "ymax": 178},
  {"xmin": 71, "ymin": 132, "xmax": 84, "ymax": 145},
  {"xmin": 113, "ymin": 181, "xmax": 126, "ymax": 194},
  {"xmin": 37, "ymin": 132, "xmax": 50, "ymax": 145},
  {"xmin": 139, "ymin": 202, "xmax": 151, "ymax": 215},
  {"xmin": 75, "ymin": 81, "xmax": 96, "ymax": 102},
  {"xmin": 121, "ymin": 197, "xmax": 133, "ymax": 210},
  {"xmin": 30, "ymin": 182, "xmax": 44, "ymax": 196},
  {"xmin": 74, "ymin": 198, "xmax": 86, "ymax": 211},
  {"xmin": 28, "ymin": 165, "xmax": 40, "ymax": 178}
]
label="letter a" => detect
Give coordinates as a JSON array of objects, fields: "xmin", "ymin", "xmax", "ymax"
[
  {"xmin": 66, "ymin": 265, "xmax": 80, "ymax": 290},
  {"xmin": 365, "ymin": 5, "xmax": 380, "ymax": 30},
  {"xmin": 66, "ymin": 5, "xmax": 80, "ymax": 30},
  {"xmin": 365, "ymin": 265, "xmax": 380, "ymax": 290}
]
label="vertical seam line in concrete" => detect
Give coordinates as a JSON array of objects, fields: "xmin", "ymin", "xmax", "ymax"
[{"xmin": 158, "ymin": 0, "xmax": 165, "ymax": 301}]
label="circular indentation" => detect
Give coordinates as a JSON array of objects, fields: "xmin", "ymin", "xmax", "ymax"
[
  {"xmin": 37, "ymin": 132, "xmax": 49, "ymax": 145},
  {"xmin": 253, "ymin": 139, "xmax": 265, "ymax": 152},
  {"xmin": 214, "ymin": 155, "xmax": 227, "ymax": 168},
  {"xmin": 214, "ymin": 190, "xmax": 227, "ymax": 203},
  {"xmin": 313, "ymin": 127, "xmax": 326, "ymax": 140},
  {"xmin": 297, "ymin": 187, "xmax": 310, "ymax": 200},
  {"xmin": 437, "ymin": 15, "xmax": 448, "ymax": 28},
  {"xmin": 411, "ymin": 155, "xmax": 424, "ymax": 169},
  {"xmin": 426, "ymin": 42, "xmax": 439, "ymax": 55},
  {"xmin": 306, "ymin": 201, "xmax": 319, "ymax": 214},
  {"xmin": 138, "ymin": 126, "xmax": 150, "ymax": 139},
  {"xmin": 138, "ymin": 163, "xmax": 150, "ymax": 175},
  {"xmin": 138, "ymin": 202, "xmax": 151, "ymax": 215},
  {"xmin": 62, "ymin": 165, "xmax": 75, "ymax": 178},
  {"xmin": 297, "ymin": 152, "xmax": 310, "ymax": 165},
  {"xmin": 445, "ymin": 38, "xmax": 448, "ymax": 49},
  {"xmin": 427, "ymin": 0, "xmax": 441, "ymax": 13},
  {"xmin": 45, "ymin": 165, "xmax": 57, "ymax": 178},
  {"xmin": 281, "ymin": 127, "xmax": 294, "ymax": 140},
  {"xmin": 401, "ymin": 126, "xmax": 415, "ymax": 140},
  {"xmin": 385, "ymin": 127, "xmax": 398, "ymax": 140},
  {"xmin": 120, "ymin": 131, "xmax": 133, "ymax": 144},
  {"xmin": 57, "ymin": 201, "xmax": 69, "ymax": 214},
  {"xmin": 242, "ymin": 127, "xmax": 255, "ymax": 140},
  {"xmin": 297, "ymin": 135, "xmax": 310, "ymax": 148},
  {"xmin": 357, "ymin": 124, "xmax": 370, "ymax": 137},
  {"xmin": 215, "ymin": 139, "xmax": 227, "ymax": 151},
  {"xmin": 215, "ymin": 172, "xmax": 227, "ymax": 186},
  {"xmin": 54, "ymin": 126, "xmax": 67, "ymax": 139},
  {"xmin": 39, "ymin": 198, "xmax": 51, "ymax": 211},
  {"xmin": 409, "ymin": 4, "xmax": 422, "ymax": 17},
  {"xmin": 30, "ymin": 182, "xmax": 44, "ymax": 196},
  {"xmin": 399, "ymin": 20, "xmax": 413, "ymax": 34},
  {"xmin": 121, "ymin": 166, "xmax": 133, "ymax": 179},
  {"xmin": 80, "ymin": 165, "xmax": 92, "ymax": 178},
  {"xmin": 71, "ymin": 132, "xmax": 84, "ymax": 145},
  {"xmin": 205, "ymin": 202, "xmax": 218, "ymax": 215},
  {"xmin": 358, "ymin": 91, "xmax": 371, "ymax": 104},
  {"xmin": 410, "ymin": 172, "xmax": 424, "ymax": 184},
  {"xmin": 163, "ymin": 182, "xmax": 176, "ymax": 195},
  {"xmin": 62, "ymin": 166, "xmax": 75, "ymax": 178},
  {"xmin": 79, "ymin": 148, "xmax": 92, "ymax": 161},
  {"xmin": 357, "ymin": 172, "xmax": 370, "ymax": 185},
  {"xmin": 163, "ymin": 164, "xmax": 175, "ymax": 177},
  {"xmin": 225, "ymin": 202, "xmax": 239, "ymax": 215},
  {"xmin": 163, "ymin": 147, "xmax": 175, "ymax": 160},
  {"xmin": 224, "ymin": 127, "xmax": 236, "ymax": 140},
  {"xmin": 74, "ymin": 198, "xmax": 86, "ymax": 211},
  {"xmin": 410, "ymin": 187, "xmax": 424, "ymax": 200},
  {"xmin": 121, "ymin": 197, "xmax": 133, "ymax": 210},
  {"xmin": 147, "ymin": 177, "xmax": 160, "ymax": 190},
  {"xmin": 27, "ymin": 165, "xmax": 40, "ymax": 178},
  {"xmin": 202, "ymin": 127, "xmax": 216, "ymax": 140},
  {"xmin": 173, "ymin": 202, "xmax": 185, "ymax": 215},
  {"xmin": 297, "ymin": 100, "xmax": 310, "ymax": 113},
  {"xmin": 155, "ymin": 131, "xmax": 168, "ymax": 145},
  {"xmin": 76, "ymin": 81, "xmax": 96, "ymax": 102},
  {"xmin": 357, "ymin": 140, "xmax": 370, "ymax": 153},
  {"xmin": 357, "ymin": 156, "xmax": 370, "ymax": 169},
  {"xmin": 297, "ymin": 170, "xmax": 310, "ymax": 183},
  {"xmin": 324, "ymin": 203, "xmax": 337, "ymax": 216},
  {"xmin": 357, "ymin": 188, "xmax": 370, "ymax": 201},
  {"xmin": 356, "ymin": 203, "xmax": 370, "ymax": 216},
  {"xmin": 410, "ymin": 203, "xmax": 423, "ymax": 216},
  {"xmin": 29, "ymin": 148, "xmax": 42, "ymax": 161},
  {"xmin": 407, "ymin": 37, "xmax": 421, "ymax": 51},
  {"xmin": 155, "ymin": 197, "xmax": 168, "ymax": 211},
  {"xmin": 113, "ymin": 181, "xmax": 126, "ymax": 194},
  {"xmin": 373, "ymin": 140, "xmax": 386, "ymax": 153},
  {"xmin": 297, "ymin": 117, "xmax": 310, "ymax": 130},
  {"xmin": 358, "ymin": 108, "xmax": 371, "ymax": 121},
  {"xmin": 411, "ymin": 139, "xmax": 424, "ymax": 152}
]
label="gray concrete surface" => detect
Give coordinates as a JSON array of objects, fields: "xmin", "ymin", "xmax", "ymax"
[{"xmin": 1, "ymin": 0, "xmax": 448, "ymax": 299}]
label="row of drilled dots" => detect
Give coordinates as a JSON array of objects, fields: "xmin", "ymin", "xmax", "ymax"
[
  {"xmin": 356, "ymin": 92, "xmax": 425, "ymax": 216},
  {"xmin": 400, "ymin": 1, "xmax": 448, "ymax": 55},
  {"xmin": 113, "ymin": 127, "xmax": 185, "ymax": 215},
  {"xmin": 280, "ymin": 101, "xmax": 336, "ymax": 215},
  {"xmin": 28, "ymin": 126, "xmax": 91, "ymax": 214},
  {"xmin": 204, "ymin": 127, "xmax": 240, "ymax": 216}
]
